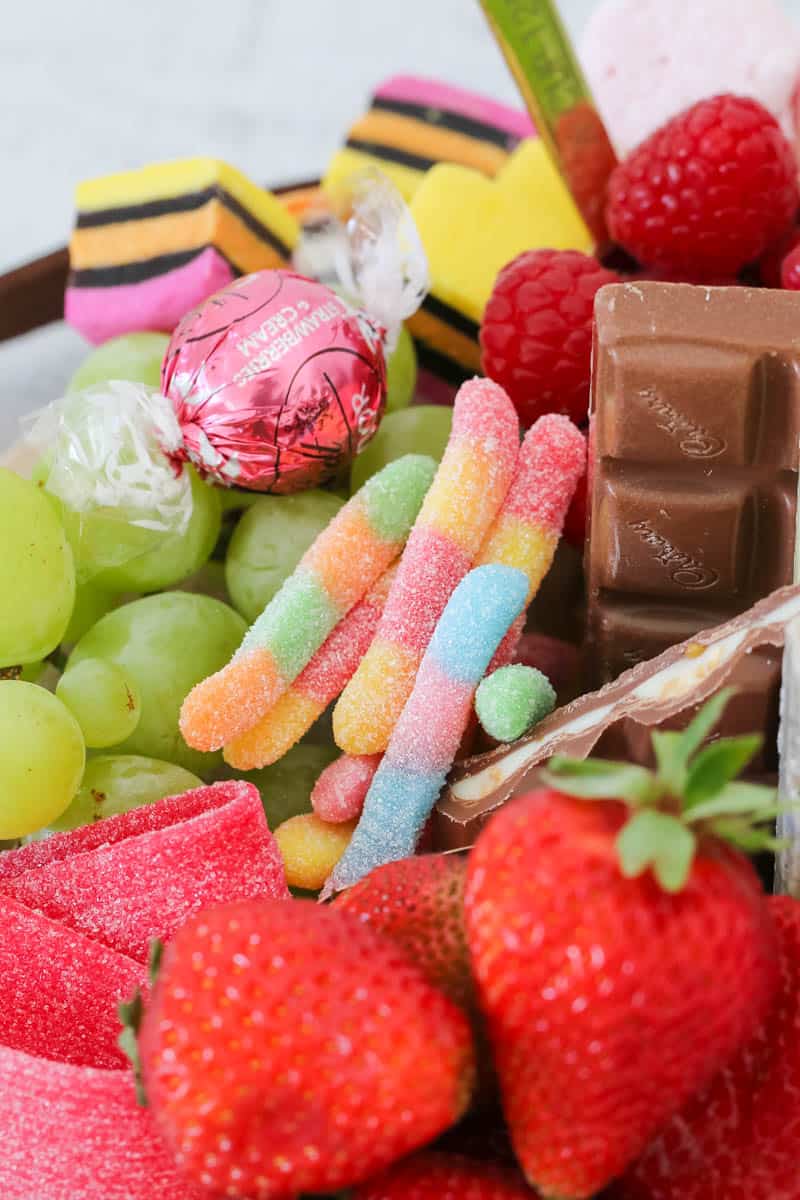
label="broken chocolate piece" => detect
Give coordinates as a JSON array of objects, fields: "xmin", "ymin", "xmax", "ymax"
[
  {"xmin": 434, "ymin": 585, "xmax": 800, "ymax": 850},
  {"xmin": 586, "ymin": 282, "xmax": 800, "ymax": 685}
]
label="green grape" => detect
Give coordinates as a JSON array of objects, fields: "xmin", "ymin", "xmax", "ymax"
[
  {"xmin": 239, "ymin": 740, "xmax": 338, "ymax": 828},
  {"xmin": 0, "ymin": 681, "xmax": 85, "ymax": 837},
  {"xmin": 67, "ymin": 332, "xmax": 170, "ymax": 393},
  {"xmin": 0, "ymin": 468, "xmax": 76, "ymax": 667},
  {"xmin": 56, "ymin": 658, "xmax": 141, "ymax": 748},
  {"xmin": 350, "ymin": 405, "xmax": 453, "ymax": 494},
  {"xmin": 385, "ymin": 325, "xmax": 417, "ymax": 413},
  {"xmin": 67, "ymin": 591, "xmax": 246, "ymax": 774},
  {"xmin": 63, "ymin": 581, "xmax": 116, "ymax": 645},
  {"xmin": 79, "ymin": 467, "xmax": 222, "ymax": 594},
  {"xmin": 225, "ymin": 490, "xmax": 344, "ymax": 623},
  {"xmin": 50, "ymin": 754, "xmax": 202, "ymax": 832}
]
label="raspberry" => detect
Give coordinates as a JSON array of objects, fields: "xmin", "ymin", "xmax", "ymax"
[
  {"xmin": 479, "ymin": 250, "xmax": 620, "ymax": 428},
  {"xmin": 759, "ymin": 226, "xmax": 800, "ymax": 287},
  {"xmin": 606, "ymin": 94, "xmax": 799, "ymax": 276},
  {"xmin": 781, "ymin": 242, "xmax": 800, "ymax": 289}
]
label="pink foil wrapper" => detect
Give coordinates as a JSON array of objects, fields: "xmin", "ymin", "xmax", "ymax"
[{"xmin": 161, "ymin": 269, "xmax": 387, "ymax": 492}]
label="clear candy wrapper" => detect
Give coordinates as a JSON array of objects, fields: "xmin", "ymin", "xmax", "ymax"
[{"xmin": 24, "ymin": 382, "xmax": 193, "ymax": 582}]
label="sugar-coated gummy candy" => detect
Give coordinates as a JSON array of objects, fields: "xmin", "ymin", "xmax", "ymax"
[
  {"xmin": 224, "ymin": 566, "xmax": 396, "ymax": 770},
  {"xmin": 0, "ymin": 1046, "xmax": 210, "ymax": 1199},
  {"xmin": 475, "ymin": 664, "xmax": 556, "ymax": 743},
  {"xmin": 181, "ymin": 453, "xmax": 436, "ymax": 753},
  {"xmin": 312, "ymin": 753, "xmax": 383, "ymax": 823},
  {"xmin": 0, "ymin": 894, "xmax": 144, "ymax": 1069},
  {"xmin": 0, "ymin": 782, "xmax": 288, "ymax": 962},
  {"xmin": 334, "ymin": 379, "xmax": 520, "ymax": 756},
  {"xmin": 275, "ymin": 812, "xmax": 357, "ymax": 891},
  {"xmin": 327, "ymin": 564, "xmax": 528, "ymax": 894}
]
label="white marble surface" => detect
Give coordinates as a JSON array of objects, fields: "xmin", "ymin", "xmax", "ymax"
[{"xmin": 2, "ymin": 0, "xmax": 800, "ymax": 449}]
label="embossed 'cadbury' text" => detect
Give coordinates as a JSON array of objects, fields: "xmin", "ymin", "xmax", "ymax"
[
  {"xmin": 639, "ymin": 388, "xmax": 725, "ymax": 458},
  {"xmin": 627, "ymin": 519, "xmax": 719, "ymax": 589}
]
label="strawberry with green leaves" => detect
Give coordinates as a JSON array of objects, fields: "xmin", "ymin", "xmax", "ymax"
[
  {"xmin": 615, "ymin": 893, "xmax": 800, "ymax": 1200},
  {"xmin": 465, "ymin": 690, "xmax": 781, "ymax": 1199},
  {"xmin": 137, "ymin": 897, "xmax": 475, "ymax": 1198}
]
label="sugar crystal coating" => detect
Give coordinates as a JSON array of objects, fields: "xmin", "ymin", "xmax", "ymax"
[
  {"xmin": 312, "ymin": 753, "xmax": 383, "ymax": 823},
  {"xmin": 334, "ymin": 379, "xmax": 520, "ymax": 754},
  {"xmin": 0, "ymin": 782, "xmax": 287, "ymax": 962},
  {"xmin": 224, "ymin": 565, "xmax": 396, "ymax": 770},
  {"xmin": 180, "ymin": 454, "xmax": 435, "ymax": 751},
  {"xmin": 476, "ymin": 664, "xmax": 556, "ymax": 742},
  {"xmin": 327, "ymin": 564, "xmax": 528, "ymax": 893}
]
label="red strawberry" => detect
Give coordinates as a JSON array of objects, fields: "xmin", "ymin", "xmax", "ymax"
[
  {"xmin": 332, "ymin": 854, "xmax": 472, "ymax": 1013},
  {"xmin": 139, "ymin": 897, "xmax": 475, "ymax": 1198},
  {"xmin": 465, "ymin": 691, "xmax": 780, "ymax": 1198},
  {"xmin": 353, "ymin": 1150, "xmax": 534, "ymax": 1199},
  {"xmin": 480, "ymin": 249, "xmax": 620, "ymax": 428},
  {"xmin": 614, "ymin": 893, "xmax": 800, "ymax": 1200},
  {"xmin": 606, "ymin": 94, "xmax": 799, "ymax": 277},
  {"xmin": 333, "ymin": 855, "xmax": 498, "ymax": 1104}
]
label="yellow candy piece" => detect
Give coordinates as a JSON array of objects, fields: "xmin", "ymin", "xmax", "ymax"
[
  {"xmin": 72, "ymin": 157, "xmax": 298, "ymax": 272},
  {"xmin": 274, "ymin": 813, "xmax": 357, "ymax": 892},
  {"xmin": 410, "ymin": 138, "xmax": 593, "ymax": 323}
]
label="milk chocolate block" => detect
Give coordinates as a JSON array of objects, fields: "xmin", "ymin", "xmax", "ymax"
[{"xmin": 586, "ymin": 282, "xmax": 800, "ymax": 685}]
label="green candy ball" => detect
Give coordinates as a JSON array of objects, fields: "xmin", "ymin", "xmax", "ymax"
[{"xmin": 475, "ymin": 664, "xmax": 556, "ymax": 743}]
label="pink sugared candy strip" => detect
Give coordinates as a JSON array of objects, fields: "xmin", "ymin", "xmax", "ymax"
[
  {"xmin": 311, "ymin": 753, "xmax": 383, "ymax": 823},
  {"xmin": 476, "ymin": 413, "xmax": 586, "ymax": 668},
  {"xmin": 0, "ymin": 894, "xmax": 144, "ymax": 1070},
  {"xmin": 334, "ymin": 378, "xmax": 520, "ymax": 755},
  {"xmin": 0, "ymin": 1046, "xmax": 209, "ymax": 1199},
  {"xmin": 325, "ymin": 564, "xmax": 528, "ymax": 894},
  {"xmin": 65, "ymin": 247, "xmax": 235, "ymax": 344},
  {"xmin": 224, "ymin": 565, "xmax": 397, "ymax": 770},
  {"xmin": 0, "ymin": 781, "xmax": 288, "ymax": 963}
]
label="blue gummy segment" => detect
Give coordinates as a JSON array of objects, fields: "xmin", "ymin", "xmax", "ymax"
[
  {"xmin": 327, "ymin": 763, "xmax": 447, "ymax": 892},
  {"xmin": 326, "ymin": 564, "xmax": 529, "ymax": 893},
  {"xmin": 428, "ymin": 564, "xmax": 529, "ymax": 682}
]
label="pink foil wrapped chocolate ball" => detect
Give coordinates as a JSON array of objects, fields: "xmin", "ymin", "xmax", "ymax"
[{"xmin": 161, "ymin": 269, "xmax": 387, "ymax": 493}]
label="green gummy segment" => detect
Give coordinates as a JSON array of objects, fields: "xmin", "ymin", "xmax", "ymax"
[
  {"xmin": 241, "ymin": 569, "xmax": 340, "ymax": 680},
  {"xmin": 360, "ymin": 453, "xmax": 436, "ymax": 544},
  {"xmin": 475, "ymin": 663, "xmax": 556, "ymax": 743}
]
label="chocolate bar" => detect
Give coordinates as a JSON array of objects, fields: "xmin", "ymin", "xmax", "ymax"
[
  {"xmin": 434, "ymin": 584, "xmax": 800, "ymax": 850},
  {"xmin": 586, "ymin": 282, "xmax": 800, "ymax": 687}
]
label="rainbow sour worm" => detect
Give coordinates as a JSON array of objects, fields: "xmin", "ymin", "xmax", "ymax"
[
  {"xmin": 324, "ymin": 563, "xmax": 528, "ymax": 895},
  {"xmin": 179, "ymin": 455, "xmax": 436, "ymax": 753}
]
